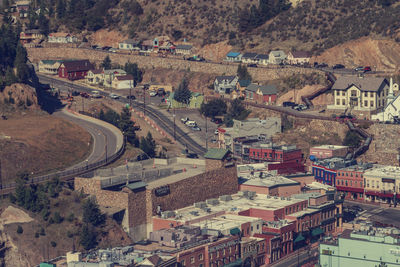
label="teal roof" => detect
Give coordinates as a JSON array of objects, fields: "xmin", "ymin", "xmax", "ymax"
[
  {"xmin": 312, "ymin": 227, "xmax": 324, "ymax": 237},
  {"xmin": 294, "ymin": 233, "xmax": 305, "ymax": 243},
  {"xmin": 39, "ymin": 263, "xmax": 56, "ymax": 267},
  {"xmin": 230, "ymin": 227, "xmax": 240, "ymax": 235},
  {"xmin": 238, "ymin": 80, "xmax": 251, "ymax": 87},
  {"xmin": 124, "ymin": 181, "xmax": 147, "ymax": 191},
  {"xmin": 204, "ymin": 148, "xmax": 229, "ymax": 160},
  {"xmin": 227, "ymin": 52, "xmax": 241, "ymax": 57}
]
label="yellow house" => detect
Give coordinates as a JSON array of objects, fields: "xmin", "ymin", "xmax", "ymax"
[{"xmin": 328, "ymin": 76, "xmax": 389, "ymax": 112}]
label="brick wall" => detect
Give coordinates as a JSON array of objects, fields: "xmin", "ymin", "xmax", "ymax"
[
  {"xmin": 147, "ymin": 165, "xmax": 238, "ymax": 222},
  {"xmin": 27, "ymin": 47, "xmax": 319, "ymax": 82}
]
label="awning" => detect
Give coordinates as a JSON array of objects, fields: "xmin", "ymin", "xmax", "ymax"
[
  {"xmin": 223, "ymin": 259, "xmax": 243, "ymax": 267},
  {"xmin": 336, "ymin": 186, "xmax": 364, "ymax": 193},
  {"xmin": 311, "ymin": 228, "xmax": 324, "ymax": 237},
  {"xmin": 230, "ymin": 228, "xmax": 241, "ymax": 235},
  {"xmin": 294, "ymin": 233, "xmax": 305, "ymax": 243}
]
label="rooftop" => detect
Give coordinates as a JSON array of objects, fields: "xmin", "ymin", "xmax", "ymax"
[
  {"xmin": 363, "ymin": 166, "xmax": 400, "ymax": 179},
  {"xmin": 239, "ymin": 172, "xmax": 300, "ymax": 189},
  {"xmin": 156, "ymin": 192, "xmax": 307, "ymax": 224},
  {"xmin": 227, "ymin": 52, "xmax": 241, "ymax": 57},
  {"xmin": 332, "ymin": 76, "xmax": 389, "ymax": 92},
  {"xmin": 311, "ymin": 145, "xmax": 348, "ymax": 150},
  {"xmin": 204, "ymin": 148, "xmax": 230, "ymax": 160},
  {"xmin": 313, "ymin": 157, "xmax": 356, "ymax": 170}
]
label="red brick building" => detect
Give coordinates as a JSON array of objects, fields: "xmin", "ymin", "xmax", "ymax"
[
  {"xmin": 262, "ymin": 220, "xmax": 296, "ymax": 256},
  {"xmin": 335, "ymin": 164, "xmax": 372, "ymax": 200},
  {"xmin": 58, "ymin": 60, "xmax": 93, "ymax": 80}
]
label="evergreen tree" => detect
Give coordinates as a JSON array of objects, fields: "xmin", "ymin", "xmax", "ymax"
[
  {"xmin": 200, "ymin": 99, "xmax": 227, "ymax": 118},
  {"xmin": 124, "ymin": 62, "xmax": 143, "ymax": 84},
  {"xmin": 140, "ymin": 132, "xmax": 156, "ymax": 158},
  {"xmin": 56, "ymin": 0, "xmax": 65, "ymax": 19},
  {"xmin": 237, "ymin": 64, "xmax": 252, "ymax": 81},
  {"xmin": 82, "ymin": 198, "xmax": 105, "ymax": 227},
  {"xmin": 174, "ymin": 78, "xmax": 191, "ymax": 105},
  {"xmin": 101, "ymin": 56, "xmax": 112, "ymax": 70},
  {"xmin": 119, "ymin": 107, "xmax": 139, "ymax": 145},
  {"xmin": 79, "ymin": 224, "xmax": 97, "ymax": 250}
]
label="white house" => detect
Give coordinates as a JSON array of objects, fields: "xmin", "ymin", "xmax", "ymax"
[
  {"xmin": 214, "ymin": 76, "xmax": 239, "ymax": 94},
  {"xmin": 48, "ymin": 32, "xmax": 78, "ymax": 43},
  {"xmin": 287, "ymin": 51, "xmax": 311, "ymax": 65},
  {"xmin": 268, "ymin": 50, "xmax": 287, "ymax": 64},
  {"xmin": 118, "ymin": 39, "xmax": 140, "ymax": 50},
  {"xmin": 255, "ymin": 54, "xmax": 269, "ymax": 66},
  {"xmin": 241, "ymin": 52, "xmax": 258, "ymax": 64},
  {"xmin": 103, "ymin": 69, "xmax": 127, "ymax": 87},
  {"xmin": 372, "ymin": 78, "xmax": 400, "ymax": 122},
  {"xmin": 112, "ymin": 74, "xmax": 135, "ymax": 90},
  {"xmin": 38, "ymin": 60, "xmax": 63, "ymax": 75}
]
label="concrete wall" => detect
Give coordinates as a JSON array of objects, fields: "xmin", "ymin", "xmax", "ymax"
[{"xmin": 27, "ymin": 47, "xmax": 320, "ymax": 82}]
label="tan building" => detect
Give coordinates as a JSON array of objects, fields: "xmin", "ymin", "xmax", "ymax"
[
  {"xmin": 85, "ymin": 69, "xmax": 103, "ymax": 85},
  {"xmin": 287, "ymin": 51, "xmax": 311, "ymax": 65},
  {"xmin": 38, "ymin": 60, "xmax": 63, "ymax": 75},
  {"xmin": 328, "ymin": 76, "xmax": 389, "ymax": 115},
  {"xmin": 363, "ymin": 166, "xmax": 400, "ymax": 204}
]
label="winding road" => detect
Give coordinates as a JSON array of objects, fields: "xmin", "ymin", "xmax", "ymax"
[{"xmin": 38, "ymin": 74, "xmax": 207, "ymax": 155}]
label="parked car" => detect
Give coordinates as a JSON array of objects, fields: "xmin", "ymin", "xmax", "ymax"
[
  {"xmin": 354, "ymin": 66, "xmax": 364, "ymax": 72},
  {"xmin": 191, "ymin": 126, "xmax": 201, "ymax": 131},
  {"xmin": 294, "ymin": 104, "xmax": 307, "ymax": 111},
  {"xmin": 211, "ymin": 139, "xmax": 217, "ymax": 143},
  {"xmin": 363, "ymin": 66, "xmax": 371, "ymax": 72},
  {"xmin": 181, "ymin": 117, "xmax": 189, "ymax": 124},
  {"xmin": 80, "ymin": 92, "xmax": 90, "ymax": 98},
  {"xmin": 247, "ymin": 64, "xmax": 257, "ymax": 68},
  {"xmin": 185, "ymin": 120, "xmax": 197, "ymax": 127},
  {"xmin": 157, "ymin": 88, "xmax": 166, "ymax": 96},
  {"xmin": 186, "ymin": 153, "xmax": 198, "ymax": 159},
  {"xmin": 92, "ymin": 90, "xmax": 102, "ymax": 98},
  {"xmin": 149, "ymin": 91, "xmax": 157, "ymax": 97},
  {"xmin": 283, "ymin": 101, "xmax": 296, "ymax": 108},
  {"xmin": 211, "ymin": 118, "xmax": 223, "ymax": 124},
  {"xmin": 109, "ymin": 93, "xmax": 119, "ymax": 99},
  {"xmin": 71, "ymin": 90, "xmax": 80, "ymax": 96},
  {"xmin": 214, "ymin": 129, "xmax": 219, "ymax": 135},
  {"xmin": 333, "ymin": 64, "xmax": 345, "ymax": 69},
  {"xmin": 126, "ymin": 95, "xmax": 136, "ymax": 99},
  {"xmin": 109, "ymin": 48, "xmax": 118, "ymax": 53}
]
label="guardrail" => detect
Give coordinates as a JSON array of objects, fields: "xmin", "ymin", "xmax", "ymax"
[{"xmin": 0, "ymin": 135, "xmax": 125, "ymax": 195}]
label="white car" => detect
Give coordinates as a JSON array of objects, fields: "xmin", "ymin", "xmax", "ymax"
[
  {"xmin": 214, "ymin": 129, "xmax": 219, "ymax": 135},
  {"xmin": 109, "ymin": 93, "xmax": 119, "ymax": 99},
  {"xmin": 149, "ymin": 91, "xmax": 157, "ymax": 97}
]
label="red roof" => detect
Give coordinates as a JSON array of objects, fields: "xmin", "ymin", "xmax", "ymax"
[{"xmin": 61, "ymin": 60, "xmax": 93, "ymax": 72}]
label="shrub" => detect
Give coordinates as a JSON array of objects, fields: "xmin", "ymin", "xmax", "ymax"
[
  {"xmin": 50, "ymin": 241, "xmax": 57, "ymax": 247},
  {"xmin": 67, "ymin": 213, "xmax": 75, "ymax": 222},
  {"xmin": 17, "ymin": 225, "xmax": 23, "ymax": 234}
]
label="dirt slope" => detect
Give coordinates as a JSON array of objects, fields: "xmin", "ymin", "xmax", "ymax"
[{"xmin": 312, "ymin": 37, "xmax": 400, "ymax": 72}]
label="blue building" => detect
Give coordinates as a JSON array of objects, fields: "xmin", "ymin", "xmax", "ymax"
[{"xmin": 312, "ymin": 158, "xmax": 356, "ymax": 186}]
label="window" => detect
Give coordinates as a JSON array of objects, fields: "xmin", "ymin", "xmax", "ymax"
[
  {"xmin": 200, "ymin": 264, "xmax": 203, "ymax": 267},
  {"xmin": 364, "ymin": 92, "xmax": 368, "ymax": 97},
  {"xmin": 210, "ymin": 253, "xmax": 213, "ymax": 260},
  {"xmin": 257, "ymin": 224, "xmax": 259, "ymax": 230},
  {"xmin": 351, "ymin": 90, "xmax": 357, "ymax": 97},
  {"xmin": 342, "ymin": 91, "xmax": 346, "ymax": 96},
  {"xmin": 370, "ymin": 101, "xmax": 374, "ymax": 107},
  {"xmin": 199, "ymin": 254, "xmax": 203, "ymax": 261},
  {"xmin": 342, "ymin": 99, "xmax": 346, "ymax": 105},
  {"xmin": 370, "ymin": 92, "xmax": 374, "ymax": 97},
  {"xmin": 336, "ymin": 99, "xmax": 340, "ymax": 105},
  {"xmin": 336, "ymin": 90, "xmax": 340, "ymax": 96},
  {"xmin": 191, "ymin": 257, "xmax": 194, "ymax": 263},
  {"xmin": 364, "ymin": 100, "xmax": 368, "ymax": 107},
  {"xmin": 251, "ymin": 226, "xmax": 253, "ymax": 232}
]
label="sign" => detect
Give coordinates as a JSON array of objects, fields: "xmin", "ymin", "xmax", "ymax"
[
  {"xmin": 155, "ymin": 185, "xmax": 170, "ymax": 197},
  {"xmin": 321, "ymin": 249, "xmax": 332, "ymax": 255},
  {"xmin": 390, "ymin": 249, "xmax": 400, "ymax": 256},
  {"xmin": 382, "ymin": 178, "xmax": 395, "ymax": 183}
]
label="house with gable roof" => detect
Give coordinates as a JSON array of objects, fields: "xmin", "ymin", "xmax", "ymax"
[
  {"xmin": 118, "ymin": 39, "xmax": 140, "ymax": 51},
  {"xmin": 58, "ymin": 60, "xmax": 93, "ymax": 80},
  {"xmin": 112, "ymin": 74, "xmax": 135, "ymax": 89},
  {"xmin": 241, "ymin": 52, "xmax": 258, "ymax": 64},
  {"xmin": 48, "ymin": 32, "xmax": 78, "ymax": 43},
  {"xmin": 268, "ymin": 50, "xmax": 287, "ymax": 64},
  {"xmin": 372, "ymin": 78, "xmax": 400, "ymax": 122},
  {"xmin": 226, "ymin": 52, "xmax": 242, "ymax": 62},
  {"xmin": 287, "ymin": 51, "xmax": 311, "ymax": 65},
  {"xmin": 214, "ymin": 76, "xmax": 239, "ymax": 94},
  {"xmin": 255, "ymin": 54, "xmax": 269, "ymax": 66},
  {"xmin": 245, "ymin": 84, "xmax": 278, "ymax": 104},
  {"xmin": 38, "ymin": 59, "xmax": 63, "ymax": 75}
]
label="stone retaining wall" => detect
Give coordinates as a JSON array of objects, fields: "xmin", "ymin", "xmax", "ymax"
[{"xmin": 27, "ymin": 47, "xmax": 320, "ymax": 81}]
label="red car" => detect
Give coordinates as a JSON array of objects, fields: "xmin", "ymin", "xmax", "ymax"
[{"xmin": 363, "ymin": 66, "xmax": 371, "ymax": 72}]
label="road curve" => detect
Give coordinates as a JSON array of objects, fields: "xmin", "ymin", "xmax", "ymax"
[
  {"xmin": 38, "ymin": 74, "xmax": 207, "ymax": 155},
  {"xmin": 54, "ymin": 108, "xmax": 123, "ymax": 169}
]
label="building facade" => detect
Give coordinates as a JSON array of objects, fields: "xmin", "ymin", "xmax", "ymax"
[{"xmin": 58, "ymin": 60, "xmax": 93, "ymax": 80}]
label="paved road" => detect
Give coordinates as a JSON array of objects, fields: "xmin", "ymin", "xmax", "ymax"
[
  {"xmin": 54, "ymin": 108, "xmax": 122, "ymax": 169},
  {"xmin": 38, "ymin": 74, "xmax": 207, "ymax": 156},
  {"xmin": 270, "ymin": 246, "xmax": 319, "ymax": 267}
]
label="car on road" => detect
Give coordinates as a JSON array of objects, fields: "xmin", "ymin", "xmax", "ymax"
[
  {"xmin": 214, "ymin": 129, "xmax": 219, "ymax": 135},
  {"xmin": 157, "ymin": 88, "xmax": 166, "ymax": 96},
  {"xmin": 211, "ymin": 138, "xmax": 217, "ymax": 143},
  {"xmin": 186, "ymin": 153, "xmax": 198, "ymax": 159},
  {"xmin": 181, "ymin": 117, "xmax": 189, "ymax": 124},
  {"xmin": 126, "ymin": 95, "xmax": 136, "ymax": 99},
  {"xmin": 363, "ymin": 66, "xmax": 371, "ymax": 72},
  {"xmin": 211, "ymin": 118, "xmax": 223, "ymax": 124},
  {"xmin": 294, "ymin": 104, "xmax": 308, "ymax": 111},
  {"xmin": 333, "ymin": 64, "xmax": 345, "ymax": 69},
  {"xmin": 149, "ymin": 91, "xmax": 157, "ymax": 97},
  {"xmin": 283, "ymin": 101, "xmax": 296, "ymax": 108},
  {"xmin": 185, "ymin": 120, "xmax": 197, "ymax": 127},
  {"xmin": 71, "ymin": 90, "xmax": 80, "ymax": 96},
  {"xmin": 80, "ymin": 92, "xmax": 90, "ymax": 98},
  {"xmin": 109, "ymin": 48, "xmax": 118, "ymax": 53},
  {"xmin": 314, "ymin": 62, "xmax": 328, "ymax": 68},
  {"xmin": 191, "ymin": 126, "xmax": 201, "ymax": 131},
  {"xmin": 354, "ymin": 66, "xmax": 364, "ymax": 72},
  {"xmin": 92, "ymin": 90, "xmax": 102, "ymax": 98},
  {"xmin": 109, "ymin": 93, "xmax": 120, "ymax": 99}
]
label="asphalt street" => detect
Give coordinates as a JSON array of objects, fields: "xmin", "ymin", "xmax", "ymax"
[
  {"xmin": 270, "ymin": 246, "xmax": 319, "ymax": 267},
  {"xmin": 54, "ymin": 109, "xmax": 120, "ymax": 169},
  {"xmin": 38, "ymin": 74, "xmax": 207, "ymax": 155}
]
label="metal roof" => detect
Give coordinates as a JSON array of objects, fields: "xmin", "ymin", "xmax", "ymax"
[
  {"xmin": 332, "ymin": 76, "xmax": 389, "ymax": 92},
  {"xmin": 204, "ymin": 148, "xmax": 230, "ymax": 160}
]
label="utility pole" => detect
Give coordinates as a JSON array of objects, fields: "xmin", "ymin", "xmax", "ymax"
[
  {"xmin": 82, "ymin": 97, "xmax": 84, "ymax": 113},
  {"xmin": 173, "ymin": 107, "xmax": 176, "ymax": 140},
  {"xmin": 129, "ymin": 80, "xmax": 132, "ymax": 108},
  {"xmin": 143, "ymin": 84, "xmax": 147, "ymax": 116},
  {"xmin": 0, "ymin": 160, "xmax": 2, "ymax": 190},
  {"xmin": 205, "ymin": 114, "xmax": 208, "ymax": 150}
]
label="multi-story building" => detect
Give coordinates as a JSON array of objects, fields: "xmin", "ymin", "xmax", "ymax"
[
  {"xmin": 363, "ymin": 166, "xmax": 400, "ymax": 204},
  {"xmin": 312, "ymin": 157, "xmax": 356, "ymax": 186},
  {"xmin": 335, "ymin": 162, "xmax": 373, "ymax": 200},
  {"xmin": 219, "ymin": 118, "xmax": 281, "ymax": 152},
  {"xmin": 240, "ymin": 237, "xmax": 266, "ymax": 266},
  {"xmin": 213, "ymin": 75, "xmax": 239, "ymax": 95},
  {"xmin": 320, "ymin": 224, "xmax": 400, "ymax": 267},
  {"xmin": 38, "ymin": 60, "xmax": 63, "ymax": 75},
  {"xmin": 309, "ymin": 145, "xmax": 349, "ymax": 160},
  {"xmin": 328, "ymin": 76, "xmax": 390, "ymax": 118},
  {"xmin": 262, "ymin": 220, "xmax": 296, "ymax": 257}
]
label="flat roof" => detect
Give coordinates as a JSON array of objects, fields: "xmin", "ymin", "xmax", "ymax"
[
  {"xmin": 157, "ymin": 193, "xmax": 307, "ymax": 223},
  {"xmin": 363, "ymin": 166, "xmax": 400, "ymax": 179},
  {"xmin": 311, "ymin": 145, "xmax": 348, "ymax": 150},
  {"xmin": 239, "ymin": 172, "xmax": 300, "ymax": 188}
]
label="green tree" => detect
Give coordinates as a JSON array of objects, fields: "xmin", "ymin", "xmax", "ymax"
[
  {"xmin": 101, "ymin": 56, "xmax": 112, "ymax": 70},
  {"xmin": 56, "ymin": 0, "xmax": 65, "ymax": 19},
  {"xmin": 200, "ymin": 99, "xmax": 227, "ymax": 118},
  {"xmin": 124, "ymin": 62, "xmax": 143, "ymax": 85},
  {"xmin": 82, "ymin": 198, "xmax": 105, "ymax": 227},
  {"xmin": 140, "ymin": 132, "xmax": 156, "ymax": 158},
  {"xmin": 343, "ymin": 130, "xmax": 362, "ymax": 148},
  {"xmin": 224, "ymin": 99, "xmax": 250, "ymax": 126},
  {"xmin": 37, "ymin": 12, "xmax": 50, "ymax": 35},
  {"xmin": 174, "ymin": 78, "xmax": 191, "ymax": 105},
  {"xmin": 119, "ymin": 107, "xmax": 140, "ymax": 145},
  {"xmin": 237, "ymin": 64, "xmax": 252, "ymax": 81},
  {"xmin": 79, "ymin": 224, "xmax": 97, "ymax": 250}
]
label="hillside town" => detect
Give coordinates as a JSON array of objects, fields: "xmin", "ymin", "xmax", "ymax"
[{"xmin": 2, "ymin": 0, "xmax": 400, "ymax": 267}]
